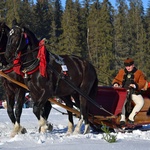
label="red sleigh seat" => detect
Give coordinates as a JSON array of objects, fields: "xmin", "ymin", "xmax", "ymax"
[{"xmin": 88, "ymin": 86, "xmax": 127, "ymax": 116}]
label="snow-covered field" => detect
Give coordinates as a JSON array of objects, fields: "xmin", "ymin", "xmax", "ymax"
[{"xmin": 0, "ymin": 105, "xmax": 150, "ymax": 150}]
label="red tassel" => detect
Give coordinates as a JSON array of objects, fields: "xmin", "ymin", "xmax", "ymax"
[{"xmin": 37, "ymin": 40, "xmax": 47, "ymax": 77}]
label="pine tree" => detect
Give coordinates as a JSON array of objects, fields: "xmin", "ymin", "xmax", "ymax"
[
  {"xmin": 0, "ymin": 0, "xmax": 6, "ymax": 21},
  {"xmin": 144, "ymin": 0, "xmax": 150, "ymax": 80},
  {"xmin": 33, "ymin": 0, "xmax": 51, "ymax": 39},
  {"xmin": 87, "ymin": 0, "xmax": 101, "ymax": 64},
  {"xmin": 96, "ymin": 0, "xmax": 114, "ymax": 85},
  {"xmin": 79, "ymin": 0, "xmax": 90, "ymax": 59},
  {"xmin": 114, "ymin": 0, "xmax": 129, "ymax": 65},
  {"xmin": 6, "ymin": 0, "xmax": 21, "ymax": 27},
  {"xmin": 127, "ymin": 0, "xmax": 147, "ymax": 72},
  {"xmin": 48, "ymin": 0, "xmax": 63, "ymax": 54},
  {"xmin": 59, "ymin": 0, "xmax": 82, "ymax": 56},
  {"xmin": 19, "ymin": 0, "xmax": 34, "ymax": 29}
]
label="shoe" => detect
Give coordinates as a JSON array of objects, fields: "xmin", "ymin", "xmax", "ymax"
[
  {"xmin": 128, "ymin": 119, "xmax": 134, "ymax": 125},
  {"xmin": 120, "ymin": 121, "xmax": 125, "ymax": 126}
]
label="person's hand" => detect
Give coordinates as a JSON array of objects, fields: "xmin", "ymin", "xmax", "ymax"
[
  {"xmin": 129, "ymin": 84, "xmax": 136, "ymax": 89},
  {"xmin": 113, "ymin": 83, "xmax": 119, "ymax": 87}
]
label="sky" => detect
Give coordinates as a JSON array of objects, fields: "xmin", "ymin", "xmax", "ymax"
[
  {"xmin": 1, "ymin": 105, "xmax": 150, "ymax": 150},
  {"xmin": 60, "ymin": 0, "xmax": 149, "ymax": 10},
  {"xmin": 32, "ymin": 0, "xmax": 149, "ymax": 10}
]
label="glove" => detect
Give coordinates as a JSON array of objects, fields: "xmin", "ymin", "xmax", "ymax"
[
  {"xmin": 129, "ymin": 84, "xmax": 136, "ymax": 89},
  {"xmin": 113, "ymin": 83, "xmax": 119, "ymax": 87}
]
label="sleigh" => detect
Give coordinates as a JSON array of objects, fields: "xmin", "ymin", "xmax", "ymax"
[
  {"xmin": 1, "ymin": 70, "xmax": 150, "ymax": 132},
  {"xmin": 50, "ymin": 86, "xmax": 150, "ymax": 131}
]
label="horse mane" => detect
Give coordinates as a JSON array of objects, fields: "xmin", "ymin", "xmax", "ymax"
[
  {"xmin": 23, "ymin": 26, "xmax": 39, "ymax": 48},
  {"xmin": 12, "ymin": 19, "xmax": 39, "ymax": 48}
]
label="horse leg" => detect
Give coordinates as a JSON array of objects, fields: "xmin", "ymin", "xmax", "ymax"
[
  {"xmin": 40, "ymin": 101, "xmax": 53, "ymax": 132},
  {"xmin": 6, "ymin": 94, "xmax": 17, "ymax": 137},
  {"xmin": 7, "ymin": 98, "xmax": 26, "ymax": 137},
  {"xmin": 11, "ymin": 90, "xmax": 27, "ymax": 137},
  {"xmin": 61, "ymin": 96, "xmax": 74, "ymax": 135},
  {"xmin": 6, "ymin": 95, "xmax": 16, "ymax": 124},
  {"xmin": 33, "ymin": 101, "xmax": 52, "ymax": 133},
  {"xmin": 73, "ymin": 95, "xmax": 90, "ymax": 134},
  {"xmin": 81, "ymin": 77, "xmax": 98, "ymax": 134},
  {"xmin": 81, "ymin": 99, "xmax": 90, "ymax": 134}
]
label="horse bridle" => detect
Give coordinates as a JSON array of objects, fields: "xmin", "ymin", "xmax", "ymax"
[{"xmin": 6, "ymin": 26, "xmax": 25, "ymax": 60}]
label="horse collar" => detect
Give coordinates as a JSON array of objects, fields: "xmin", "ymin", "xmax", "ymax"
[{"xmin": 2, "ymin": 67, "xmax": 13, "ymax": 74}]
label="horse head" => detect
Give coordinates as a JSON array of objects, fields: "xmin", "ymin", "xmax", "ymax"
[{"xmin": 5, "ymin": 21, "xmax": 39, "ymax": 64}]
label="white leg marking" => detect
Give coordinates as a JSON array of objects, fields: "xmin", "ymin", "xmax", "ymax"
[
  {"xmin": 83, "ymin": 124, "xmax": 90, "ymax": 134},
  {"xmin": 38, "ymin": 116, "xmax": 48, "ymax": 133},
  {"xmin": 73, "ymin": 115, "xmax": 84, "ymax": 134},
  {"xmin": 66, "ymin": 121, "xmax": 74, "ymax": 135},
  {"xmin": 10, "ymin": 122, "xmax": 20, "ymax": 137}
]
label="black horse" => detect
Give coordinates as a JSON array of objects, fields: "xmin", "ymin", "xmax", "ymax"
[
  {"xmin": 0, "ymin": 22, "xmax": 27, "ymax": 137},
  {"xmin": 5, "ymin": 22, "xmax": 98, "ymax": 134}
]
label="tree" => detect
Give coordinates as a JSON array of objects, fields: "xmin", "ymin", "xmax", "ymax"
[
  {"xmin": 79, "ymin": 0, "xmax": 91, "ymax": 59},
  {"xmin": 19, "ymin": 0, "xmax": 34, "ymax": 29},
  {"xmin": 144, "ymin": 0, "xmax": 150, "ymax": 80},
  {"xmin": 48, "ymin": 0, "xmax": 63, "ymax": 54},
  {"xmin": 0, "ymin": 0, "xmax": 6, "ymax": 21},
  {"xmin": 6, "ymin": 0, "xmax": 21, "ymax": 27},
  {"xmin": 33, "ymin": 0, "xmax": 51, "ymax": 39},
  {"xmin": 127, "ymin": 0, "xmax": 147, "ymax": 73},
  {"xmin": 92, "ymin": 0, "xmax": 114, "ymax": 85},
  {"xmin": 114, "ymin": 0, "xmax": 129, "ymax": 65},
  {"xmin": 59, "ymin": 0, "xmax": 82, "ymax": 56}
]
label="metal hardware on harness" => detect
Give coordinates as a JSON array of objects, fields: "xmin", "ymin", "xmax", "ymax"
[
  {"xmin": 22, "ymin": 69, "xmax": 28, "ymax": 79},
  {"xmin": 24, "ymin": 73, "xmax": 28, "ymax": 79}
]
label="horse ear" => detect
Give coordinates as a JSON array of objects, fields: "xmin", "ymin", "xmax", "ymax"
[
  {"xmin": 1, "ymin": 22, "xmax": 6, "ymax": 27},
  {"xmin": 12, "ymin": 18, "xmax": 18, "ymax": 27}
]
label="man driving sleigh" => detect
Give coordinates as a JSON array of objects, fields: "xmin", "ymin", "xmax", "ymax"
[{"xmin": 112, "ymin": 58, "xmax": 147, "ymax": 126}]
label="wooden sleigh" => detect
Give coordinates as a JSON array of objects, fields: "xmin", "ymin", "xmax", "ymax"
[
  {"xmin": 1, "ymin": 70, "xmax": 150, "ymax": 131},
  {"xmin": 88, "ymin": 86, "xmax": 150, "ymax": 130}
]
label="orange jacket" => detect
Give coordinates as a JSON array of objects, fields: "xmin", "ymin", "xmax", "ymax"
[{"xmin": 112, "ymin": 68, "xmax": 146, "ymax": 91}]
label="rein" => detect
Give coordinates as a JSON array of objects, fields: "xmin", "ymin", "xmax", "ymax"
[
  {"xmin": 19, "ymin": 46, "xmax": 40, "ymax": 58},
  {"xmin": 48, "ymin": 63, "xmax": 114, "ymax": 116}
]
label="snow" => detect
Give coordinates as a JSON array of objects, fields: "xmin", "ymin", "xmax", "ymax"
[{"xmin": 0, "ymin": 105, "xmax": 150, "ymax": 150}]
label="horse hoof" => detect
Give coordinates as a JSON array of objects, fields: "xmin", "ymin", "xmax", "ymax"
[
  {"xmin": 10, "ymin": 132, "xmax": 17, "ymax": 138},
  {"xmin": 66, "ymin": 131, "xmax": 72, "ymax": 136},
  {"xmin": 47, "ymin": 123, "xmax": 53, "ymax": 131},
  {"xmin": 83, "ymin": 125, "xmax": 90, "ymax": 134},
  {"xmin": 73, "ymin": 130, "xmax": 80, "ymax": 135},
  {"xmin": 20, "ymin": 127, "xmax": 27, "ymax": 134}
]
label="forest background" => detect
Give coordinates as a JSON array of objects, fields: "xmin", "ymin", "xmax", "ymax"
[{"xmin": 0, "ymin": 0, "xmax": 150, "ymax": 99}]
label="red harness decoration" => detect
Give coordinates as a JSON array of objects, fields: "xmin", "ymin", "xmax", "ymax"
[
  {"xmin": 2, "ymin": 67, "xmax": 13, "ymax": 74},
  {"xmin": 11, "ymin": 40, "xmax": 47, "ymax": 77},
  {"xmin": 37, "ymin": 40, "xmax": 47, "ymax": 77},
  {"xmin": 13, "ymin": 52, "xmax": 24, "ymax": 76},
  {"xmin": 25, "ymin": 66, "xmax": 39, "ymax": 75}
]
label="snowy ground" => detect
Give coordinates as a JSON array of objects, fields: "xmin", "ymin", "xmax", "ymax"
[{"xmin": 0, "ymin": 105, "xmax": 150, "ymax": 150}]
